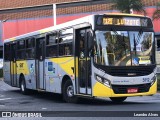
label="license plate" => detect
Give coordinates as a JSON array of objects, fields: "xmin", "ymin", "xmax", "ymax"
[{"xmin": 127, "ymin": 88, "xmax": 138, "ymax": 93}]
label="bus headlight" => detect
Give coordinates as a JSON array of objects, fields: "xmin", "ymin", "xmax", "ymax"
[
  {"xmin": 95, "ymin": 74, "xmax": 111, "ymax": 88},
  {"xmin": 96, "ymin": 75, "xmax": 103, "ymax": 82},
  {"xmin": 151, "ymin": 75, "xmax": 157, "ymax": 86},
  {"xmin": 103, "ymin": 79, "xmax": 110, "ymax": 87}
]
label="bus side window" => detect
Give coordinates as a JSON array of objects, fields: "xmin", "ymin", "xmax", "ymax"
[
  {"xmin": 59, "ymin": 43, "xmax": 72, "ymax": 56},
  {"xmin": 58, "ymin": 28, "xmax": 73, "ymax": 56},
  {"xmin": 48, "ymin": 47, "xmax": 57, "ymax": 57},
  {"xmin": 4, "ymin": 44, "xmax": 10, "ymax": 61},
  {"xmin": 59, "ymin": 38, "xmax": 63, "ymax": 43},
  {"xmin": 65, "ymin": 46, "xmax": 70, "ymax": 55},
  {"xmin": 157, "ymin": 39, "xmax": 160, "ymax": 51},
  {"xmin": 26, "ymin": 38, "xmax": 35, "ymax": 59},
  {"xmin": 17, "ymin": 40, "xmax": 26, "ymax": 60},
  {"xmin": 46, "ymin": 33, "xmax": 58, "ymax": 58}
]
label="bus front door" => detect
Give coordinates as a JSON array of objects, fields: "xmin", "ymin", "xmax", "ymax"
[
  {"xmin": 10, "ymin": 43, "xmax": 17, "ymax": 87},
  {"xmin": 36, "ymin": 37, "xmax": 45, "ymax": 90},
  {"xmin": 75, "ymin": 27, "xmax": 92, "ymax": 95}
]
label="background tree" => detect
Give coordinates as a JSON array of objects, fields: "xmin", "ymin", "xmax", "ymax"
[
  {"xmin": 112, "ymin": 0, "xmax": 146, "ymax": 14},
  {"xmin": 152, "ymin": 2, "xmax": 160, "ymax": 21}
]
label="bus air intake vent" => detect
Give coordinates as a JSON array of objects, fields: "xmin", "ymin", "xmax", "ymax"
[{"xmin": 94, "ymin": 64, "xmax": 156, "ymax": 77}]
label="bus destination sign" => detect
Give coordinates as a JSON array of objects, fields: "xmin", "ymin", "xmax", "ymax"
[{"xmin": 97, "ymin": 16, "xmax": 151, "ymax": 27}]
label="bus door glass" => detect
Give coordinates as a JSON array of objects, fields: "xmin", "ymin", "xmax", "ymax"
[
  {"xmin": 10, "ymin": 43, "xmax": 17, "ymax": 86},
  {"xmin": 75, "ymin": 27, "xmax": 92, "ymax": 95},
  {"xmin": 156, "ymin": 37, "xmax": 160, "ymax": 73},
  {"xmin": 36, "ymin": 37, "xmax": 45, "ymax": 90}
]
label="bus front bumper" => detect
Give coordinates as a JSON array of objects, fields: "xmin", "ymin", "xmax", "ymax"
[{"xmin": 93, "ymin": 81, "xmax": 157, "ymax": 97}]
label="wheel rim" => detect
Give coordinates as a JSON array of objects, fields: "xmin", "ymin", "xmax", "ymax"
[
  {"xmin": 67, "ymin": 85, "xmax": 74, "ymax": 97},
  {"xmin": 21, "ymin": 81, "xmax": 24, "ymax": 92}
]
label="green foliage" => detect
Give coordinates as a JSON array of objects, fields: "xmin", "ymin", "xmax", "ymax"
[
  {"xmin": 112, "ymin": 0, "xmax": 145, "ymax": 14},
  {"xmin": 152, "ymin": 2, "xmax": 160, "ymax": 21}
]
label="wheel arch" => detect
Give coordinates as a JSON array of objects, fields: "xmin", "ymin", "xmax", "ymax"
[
  {"xmin": 19, "ymin": 73, "xmax": 25, "ymax": 87},
  {"xmin": 61, "ymin": 75, "xmax": 73, "ymax": 93}
]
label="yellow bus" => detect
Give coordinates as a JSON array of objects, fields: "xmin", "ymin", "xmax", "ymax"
[{"xmin": 3, "ymin": 13, "xmax": 157, "ymax": 103}]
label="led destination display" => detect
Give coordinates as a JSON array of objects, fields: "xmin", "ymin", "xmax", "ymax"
[{"xmin": 97, "ymin": 16, "xmax": 152, "ymax": 27}]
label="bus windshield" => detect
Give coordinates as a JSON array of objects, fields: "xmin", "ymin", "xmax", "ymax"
[{"xmin": 94, "ymin": 30, "xmax": 154, "ymax": 66}]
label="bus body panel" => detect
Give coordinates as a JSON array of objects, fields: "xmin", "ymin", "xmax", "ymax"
[
  {"xmin": 15, "ymin": 57, "xmax": 74, "ymax": 93},
  {"xmin": 93, "ymin": 80, "xmax": 157, "ymax": 97},
  {"xmin": 16, "ymin": 60, "xmax": 36, "ymax": 90},
  {"xmin": 44, "ymin": 57, "xmax": 74, "ymax": 93},
  {"xmin": 3, "ymin": 61, "xmax": 11, "ymax": 85},
  {"xmin": 45, "ymin": 58, "xmax": 60, "ymax": 93}
]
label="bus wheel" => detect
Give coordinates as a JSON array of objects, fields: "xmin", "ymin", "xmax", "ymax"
[
  {"xmin": 62, "ymin": 80, "xmax": 78, "ymax": 103},
  {"xmin": 110, "ymin": 97, "xmax": 127, "ymax": 103},
  {"xmin": 20, "ymin": 76, "xmax": 28, "ymax": 95}
]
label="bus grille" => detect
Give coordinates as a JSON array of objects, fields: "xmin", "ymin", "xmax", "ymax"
[
  {"xmin": 94, "ymin": 64, "xmax": 156, "ymax": 77},
  {"xmin": 107, "ymin": 67, "xmax": 154, "ymax": 76},
  {"xmin": 112, "ymin": 83, "xmax": 151, "ymax": 94}
]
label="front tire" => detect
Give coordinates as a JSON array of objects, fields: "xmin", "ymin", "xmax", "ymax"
[
  {"xmin": 62, "ymin": 80, "xmax": 78, "ymax": 103},
  {"xmin": 110, "ymin": 97, "xmax": 127, "ymax": 103},
  {"xmin": 20, "ymin": 76, "xmax": 28, "ymax": 95}
]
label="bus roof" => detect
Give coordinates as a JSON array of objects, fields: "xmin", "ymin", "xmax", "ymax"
[
  {"xmin": 4, "ymin": 14, "xmax": 94, "ymax": 43},
  {"xmin": 104, "ymin": 13, "xmax": 145, "ymax": 17},
  {"xmin": 4, "ymin": 13, "xmax": 150, "ymax": 43}
]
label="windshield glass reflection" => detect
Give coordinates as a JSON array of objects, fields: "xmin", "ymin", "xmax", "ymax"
[{"xmin": 94, "ymin": 31, "xmax": 154, "ymax": 66}]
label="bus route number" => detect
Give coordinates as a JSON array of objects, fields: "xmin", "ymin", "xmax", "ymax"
[{"xmin": 143, "ymin": 78, "xmax": 150, "ymax": 83}]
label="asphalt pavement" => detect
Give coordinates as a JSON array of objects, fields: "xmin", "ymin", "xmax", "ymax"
[{"xmin": 1, "ymin": 78, "xmax": 160, "ymax": 120}]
